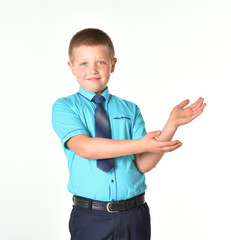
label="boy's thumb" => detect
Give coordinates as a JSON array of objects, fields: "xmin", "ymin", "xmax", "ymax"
[{"xmin": 150, "ymin": 130, "xmax": 161, "ymax": 138}]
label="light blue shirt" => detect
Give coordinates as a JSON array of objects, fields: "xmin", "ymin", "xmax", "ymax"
[{"xmin": 52, "ymin": 87, "xmax": 147, "ymax": 201}]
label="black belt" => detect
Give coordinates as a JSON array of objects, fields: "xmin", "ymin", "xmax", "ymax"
[{"xmin": 73, "ymin": 193, "xmax": 145, "ymax": 213}]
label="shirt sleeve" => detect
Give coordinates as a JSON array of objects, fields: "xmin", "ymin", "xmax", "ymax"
[
  {"xmin": 52, "ymin": 98, "xmax": 90, "ymax": 148},
  {"xmin": 132, "ymin": 105, "xmax": 147, "ymax": 140}
]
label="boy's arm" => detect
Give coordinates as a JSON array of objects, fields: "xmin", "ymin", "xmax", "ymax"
[
  {"xmin": 135, "ymin": 97, "xmax": 206, "ymax": 173},
  {"xmin": 66, "ymin": 132, "xmax": 182, "ymax": 159}
]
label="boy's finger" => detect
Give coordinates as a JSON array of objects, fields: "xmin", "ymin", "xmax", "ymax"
[
  {"xmin": 162, "ymin": 142, "xmax": 182, "ymax": 152},
  {"xmin": 190, "ymin": 106, "xmax": 206, "ymax": 120},
  {"xmin": 190, "ymin": 103, "xmax": 206, "ymax": 120},
  {"xmin": 149, "ymin": 131, "xmax": 161, "ymax": 138},
  {"xmin": 177, "ymin": 99, "xmax": 190, "ymax": 108},
  {"xmin": 190, "ymin": 97, "xmax": 204, "ymax": 110},
  {"xmin": 158, "ymin": 140, "xmax": 181, "ymax": 148}
]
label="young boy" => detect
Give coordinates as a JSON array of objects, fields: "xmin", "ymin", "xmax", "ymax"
[{"xmin": 52, "ymin": 28, "xmax": 206, "ymax": 240}]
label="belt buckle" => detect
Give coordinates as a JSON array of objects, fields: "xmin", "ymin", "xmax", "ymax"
[{"xmin": 106, "ymin": 202, "xmax": 119, "ymax": 213}]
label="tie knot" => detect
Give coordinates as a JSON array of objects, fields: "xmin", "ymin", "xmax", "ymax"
[{"xmin": 92, "ymin": 95, "xmax": 105, "ymax": 104}]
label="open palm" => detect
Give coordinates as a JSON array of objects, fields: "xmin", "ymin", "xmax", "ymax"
[{"xmin": 169, "ymin": 97, "xmax": 206, "ymax": 127}]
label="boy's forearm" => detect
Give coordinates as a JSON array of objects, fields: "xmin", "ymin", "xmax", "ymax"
[
  {"xmin": 156, "ymin": 119, "xmax": 178, "ymax": 141},
  {"xmin": 135, "ymin": 120, "xmax": 178, "ymax": 173},
  {"xmin": 67, "ymin": 134, "xmax": 144, "ymax": 159},
  {"xmin": 67, "ymin": 129, "xmax": 181, "ymax": 163}
]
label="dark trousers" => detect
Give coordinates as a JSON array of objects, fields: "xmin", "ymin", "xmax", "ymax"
[{"xmin": 69, "ymin": 201, "xmax": 151, "ymax": 240}]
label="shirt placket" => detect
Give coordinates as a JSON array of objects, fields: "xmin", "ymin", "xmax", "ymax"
[
  {"xmin": 104, "ymin": 99, "xmax": 117, "ymax": 201},
  {"xmin": 108, "ymin": 169, "xmax": 117, "ymax": 201}
]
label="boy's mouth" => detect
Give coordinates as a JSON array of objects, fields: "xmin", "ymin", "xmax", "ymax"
[{"xmin": 87, "ymin": 77, "xmax": 100, "ymax": 81}]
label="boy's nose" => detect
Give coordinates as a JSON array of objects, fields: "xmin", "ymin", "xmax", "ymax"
[{"xmin": 89, "ymin": 64, "xmax": 98, "ymax": 74}]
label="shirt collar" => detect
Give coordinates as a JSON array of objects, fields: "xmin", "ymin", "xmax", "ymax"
[{"xmin": 78, "ymin": 87, "xmax": 110, "ymax": 102}]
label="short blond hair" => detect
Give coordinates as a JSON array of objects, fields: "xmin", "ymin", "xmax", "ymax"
[{"xmin": 68, "ymin": 28, "xmax": 115, "ymax": 63}]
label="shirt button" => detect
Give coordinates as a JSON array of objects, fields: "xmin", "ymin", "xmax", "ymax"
[
  {"xmin": 111, "ymin": 180, "xmax": 114, "ymax": 183},
  {"xmin": 112, "ymin": 199, "xmax": 114, "ymax": 201}
]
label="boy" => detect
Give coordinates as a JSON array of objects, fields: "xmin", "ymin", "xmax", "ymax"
[{"xmin": 52, "ymin": 28, "xmax": 206, "ymax": 240}]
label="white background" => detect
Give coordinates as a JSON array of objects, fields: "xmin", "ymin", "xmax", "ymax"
[{"xmin": 0, "ymin": 0, "xmax": 230, "ymax": 239}]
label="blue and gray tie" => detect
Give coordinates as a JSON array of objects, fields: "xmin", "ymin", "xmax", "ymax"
[{"xmin": 92, "ymin": 95, "xmax": 114, "ymax": 172}]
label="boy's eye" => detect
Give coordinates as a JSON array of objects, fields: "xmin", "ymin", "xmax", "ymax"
[
  {"xmin": 98, "ymin": 61, "xmax": 105, "ymax": 65},
  {"xmin": 80, "ymin": 62, "xmax": 87, "ymax": 66}
]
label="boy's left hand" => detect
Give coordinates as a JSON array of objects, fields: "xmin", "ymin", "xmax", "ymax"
[{"xmin": 169, "ymin": 97, "xmax": 206, "ymax": 127}]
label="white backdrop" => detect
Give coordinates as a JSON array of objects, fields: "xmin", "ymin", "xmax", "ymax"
[{"xmin": 1, "ymin": 0, "xmax": 230, "ymax": 239}]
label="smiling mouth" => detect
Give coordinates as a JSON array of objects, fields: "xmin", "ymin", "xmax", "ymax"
[{"xmin": 87, "ymin": 77, "xmax": 100, "ymax": 81}]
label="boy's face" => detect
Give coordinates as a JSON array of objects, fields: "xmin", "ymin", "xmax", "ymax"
[{"xmin": 68, "ymin": 45, "xmax": 117, "ymax": 95}]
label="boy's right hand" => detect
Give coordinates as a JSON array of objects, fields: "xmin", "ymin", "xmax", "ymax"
[{"xmin": 141, "ymin": 131, "xmax": 182, "ymax": 153}]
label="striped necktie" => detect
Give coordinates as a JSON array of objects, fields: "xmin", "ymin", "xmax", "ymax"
[{"xmin": 92, "ymin": 95, "xmax": 114, "ymax": 172}]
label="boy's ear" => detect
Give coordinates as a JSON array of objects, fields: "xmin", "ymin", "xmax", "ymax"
[
  {"xmin": 111, "ymin": 58, "xmax": 117, "ymax": 73},
  {"xmin": 67, "ymin": 61, "xmax": 76, "ymax": 75}
]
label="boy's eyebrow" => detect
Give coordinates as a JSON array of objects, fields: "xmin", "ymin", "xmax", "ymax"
[{"xmin": 78, "ymin": 57, "xmax": 107, "ymax": 61}]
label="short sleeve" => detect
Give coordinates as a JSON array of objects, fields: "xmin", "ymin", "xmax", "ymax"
[
  {"xmin": 132, "ymin": 105, "xmax": 147, "ymax": 140},
  {"xmin": 52, "ymin": 98, "xmax": 89, "ymax": 148}
]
